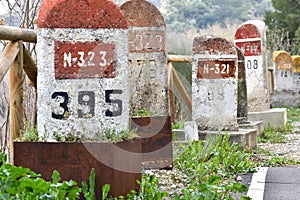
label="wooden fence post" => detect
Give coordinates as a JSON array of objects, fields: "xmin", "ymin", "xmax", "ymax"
[
  {"xmin": 0, "ymin": 41, "xmax": 20, "ymax": 83},
  {"xmin": 9, "ymin": 41, "xmax": 24, "ymax": 163},
  {"xmin": 168, "ymin": 62, "xmax": 176, "ymax": 122}
]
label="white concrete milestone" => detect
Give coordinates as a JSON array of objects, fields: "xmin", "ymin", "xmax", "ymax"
[
  {"xmin": 121, "ymin": 0, "xmax": 168, "ymax": 116},
  {"xmin": 192, "ymin": 35, "xmax": 239, "ymax": 131},
  {"xmin": 273, "ymin": 51, "xmax": 293, "ymax": 92},
  {"xmin": 36, "ymin": 0, "xmax": 129, "ymax": 140},
  {"xmin": 234, "ymin": 20, "xmax": 270, "ymax": 112}
]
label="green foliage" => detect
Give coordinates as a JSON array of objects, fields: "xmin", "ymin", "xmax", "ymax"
[
  {"xmin": 258, "ymin": 123, "xmax": 292, "ymax": 143},
  {"xmin": 287, "ymin": 107, "xmax": 300, "ymax": 123},
  {"xmin": 163, "ymin": 0, "xmax": 271, "ymax": 32},
  {"xmin": 263, "ymin": 156, "xmax": 298, "ymax": 167},
  {"xmin": 53, "ymin": 131, "xmax": 82, "ymax": 142},
  {"xmin": 95, "ymin": 129, "xmax": 138, "ymax": 143},
  {"xmin": 0, "ymin": 155, "xmax": 81, "ymax": 199},
  {"xmin": 126, "ymin": 174, "xmax": 168, "ymax": 200},
  {"xmin": 174, "ymin": 134, "xmax": 255, "ymax": 199},
  {"xmin": 82, "ymin": 168, "xmax": 96, "ymax": 200},
  {"xmin": 132, "ymin": 109, "xmax": 150, "ymax": 117},
  {"xmin": 102, "ymin": 184, "xmax": 110, "ymax": 200},
  {"xmin": 18, "ymin": 122, "xmax": 39, "ymax": 142},
  {"xmin": 264, "ymin": 0, "xmax": 300, "ymax": 54},
  {"xmin": 172, "ymin": 120, "xmax": 185, "ymax": 130}
]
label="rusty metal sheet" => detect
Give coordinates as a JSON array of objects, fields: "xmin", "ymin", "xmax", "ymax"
[
  {"xmin": 14, "ymin": 140, "xmax": 141, "ymax": 199},
  {"xmin": 130, "ymin": 116, "xmax": 173, "ymax": 169}
]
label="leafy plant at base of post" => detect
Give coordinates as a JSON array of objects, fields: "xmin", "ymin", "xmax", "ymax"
[
  {"xmin": 173, "ymin": 134, "xmax": 256, "ymax": 199},
  {"xmin": 126, "ymin": 174, "xmax": 168, "ymax": 200},
  {"xmin": 0, "ymin": 152, "xmax": 81, "ymax": 199},
  {"xmin": 82, "ymin": 168, "xmax": 96, "ymax": 200},
  {"xmin": 258, "ymin": 123, "xmax": 292, "ymax": 143}
]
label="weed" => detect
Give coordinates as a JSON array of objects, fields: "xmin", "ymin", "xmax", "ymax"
[
  {"xmin": 95, "ymin": 129, "xmax": 138, "ymax": 143},
  {"xmin": 132, "ymin": 109, "xmax": 150, "ymax": 117},
  {"xmin": 258, "ymin": 123, "xmax": 291, "ymax": 143},
  {"xmin": 82, "ymin": 168, "xmax": 96, "ymax": 200},
  {"xmin": 173, "ymin": 134, "xmax": 255, "ymax": 199},
  {"xmin": 18, "ymin": 122, "xmax": 38, "ymax": 142},
  {"xmin": 0, "ymin": 152, "xmax": 81, "ymax": 199},
  {"xmin": 172, "ymin": 120, "xmax": 185, "ymax": 130},
  {"xmin": 287, "ymin": 107, "xmax": 300, "ymax": 123}
]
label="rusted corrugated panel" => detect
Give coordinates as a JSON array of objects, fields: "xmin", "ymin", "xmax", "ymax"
[
  {"xmin": 130, "ymin": 116, "xmax": 173, "ymax": 169},
  {"xmin": 14, "ymin": 140, "xmax": 141, "ymax": 199}
]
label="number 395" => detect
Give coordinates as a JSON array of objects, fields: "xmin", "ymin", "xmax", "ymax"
[{"xmin": 51, "ymin": 90, "xmax": 123, "ymax": 120}]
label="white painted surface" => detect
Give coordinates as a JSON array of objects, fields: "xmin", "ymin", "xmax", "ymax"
[
  {"xmin": 247, "ymin": 167, "xmax": 269, "ymax": 200},
  {"xmin": 184, "ymin": 121, "xmax": 198, "ymax": 141},
  {"xmin": 37, "ymin": 28, "xmax": 129, "ymax": 140}
]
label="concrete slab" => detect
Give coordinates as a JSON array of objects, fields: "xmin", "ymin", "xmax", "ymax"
[
  {"xmin": 198, "ymin": 129, "xmax": 257, "ymax": 149},
  {"xmin": 248, "ymin": 108, "xmax": 287, "ymax": 129},
  {"xmin": 172, "ymin": 129, "xmax": 185, "ymax": 141},
  {"xmin": 271, "ymin": 91, "xmax": 300, "ymax": 108},
  {"xmin": 239, "ymin": 120, "xmax": 264, "ymax": 136}
]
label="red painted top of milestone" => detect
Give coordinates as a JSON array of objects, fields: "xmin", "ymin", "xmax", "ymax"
[
  {"xmin": 38, "ymin": 0, "xmax": 128, "ymax": 29},
  {"xmin": 120, "ymin": 0, "xmax": 165, "ymax": 27},
  {"xmin": 234, "ymin": 23, "xmax": 261, "ymax": 39},
  {"xmin": 193, "ymin": 35, "xmax": 236, "ymax": 55}
]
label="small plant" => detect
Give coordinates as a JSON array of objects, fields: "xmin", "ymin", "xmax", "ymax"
[
  {"xmin": 82, "ymin": 168, "xmax": 96, "ymax": 200},
  {"xmin": 95, "ymin": 129, "xmax": 138, "ymax": 143},
  {"xmin": 0, "ymin": 154, "xmax": 81, "ymax": 199},
  {"xmin": 258, "ymin": 123, "xmax": 290, "ymax": 143},
  {"xmin": 126, "ymin": 174, "xmax": 168, "ymax": 200},
  {"xmin": 18, "ymin": 122, "xmax": 38, "ymax": 142},
  {"xmin": 287, "ymin": 107, "xmax": 300, "ymax": 123},
  {"xmin": 53, "ymin": 131, "xmax": 82, "ymax": 142},
  {"xmin": 172, "ymin": 120, "xmax": 185, "ymax": 130},
  {"xmin": 173, "ymin": 134, "xmax": 256, "ymax": 199},
  {"xmin": 132, "ymin": 109, "xmax": 150, "ymax": 117}
]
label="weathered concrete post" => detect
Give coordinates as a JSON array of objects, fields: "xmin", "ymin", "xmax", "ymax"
[
  {"xmin": 270, "ymin": 51, "xmax": 297, "ymax": 107},
  {"xmin": 234, "ymin": 20, "xmax": 269, "ymax": 112},
  {"xmin": 120, "ymin": 0, "xmax": 168, "ymax": 116},
  {"xmin": 237, "ymin": 47, "xmax": 264, "ymax": 134},
  {"xmin": 192, "ymin": 35, "xmax": 257, "ymax": 148},
  {"xmin": 192, "ymin": 35, "xmax": 238, "ymax": 131},
  {"xmin": 121, "ymin": 0, "xmax": 172, "ymax": 170},
  {"xmin": 273, "ymin": 51, "xmax": 293, "ymax": 91},
  {"xmin": 37, "ymin": 0, "xmax": 129, "ymax": 139},
  {"xmin": 293, "ymin": 55, "xmax": 300, "ymax": 93},
  {"xmin": 234, "ymin": 20, "xmax": 287, "ymax": 128}
]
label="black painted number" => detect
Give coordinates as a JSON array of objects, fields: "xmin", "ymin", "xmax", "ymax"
[
  {"xmin": 247, "ymin": 59, "xmax": 258, "ymax": 70},
  {"xmin": 52, "ymin": 92, "xmax": 69, "ymax": 120},
  {"xmin": 105, "ymin": 90, "xmax": 122, "ymax": 117},
  {"xmin": 78, "ymin": 91, "xmax": 95, "ymax": 118}
]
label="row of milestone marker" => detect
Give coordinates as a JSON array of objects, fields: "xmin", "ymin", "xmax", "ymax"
[{"xmin": 36, "ymin": 0, "xmax": 272, "ymax": 139}]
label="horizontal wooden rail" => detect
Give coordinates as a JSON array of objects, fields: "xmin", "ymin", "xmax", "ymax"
[
  {"xmin": 168, "ymin": 55, "xmax": 192, "ymax": 63},
  {"xmin": 0, "ymin": 26, "xmax": 37, "ymax": 43}
]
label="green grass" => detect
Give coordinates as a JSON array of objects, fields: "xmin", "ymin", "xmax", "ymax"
[{"xmin": 287, "ymin": 107, "xmax": 300, "ymax": 123}]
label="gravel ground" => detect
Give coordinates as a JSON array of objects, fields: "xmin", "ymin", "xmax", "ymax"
[
  {"xmin": 145, "ymin": 122, "xmax": 300, "ymax": 199},
  {"xmin": 257, "ymin": 122, "xmax": 300, "ymax": 162}
]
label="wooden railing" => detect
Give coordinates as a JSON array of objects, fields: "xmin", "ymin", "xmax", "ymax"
[
  {"xmin": 0, "ymin": 25, "xmax": 37, "ymax": 162},
  {"xmin": 167, "ymin": 55, "xmax": 192, "ymax": 122}
]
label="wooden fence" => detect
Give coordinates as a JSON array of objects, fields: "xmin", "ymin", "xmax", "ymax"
[{"xmin": 0, "ymin": 25, "xmax": 37, "ymax": 162}]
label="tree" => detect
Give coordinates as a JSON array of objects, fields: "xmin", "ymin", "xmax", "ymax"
[
  {"xmin": 264, "ymin": 0, "xmax": 300, "ymax": 54},
  {"xmin": 163, "ymin": 0, "xmax": 251, "ymax": 32}
]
